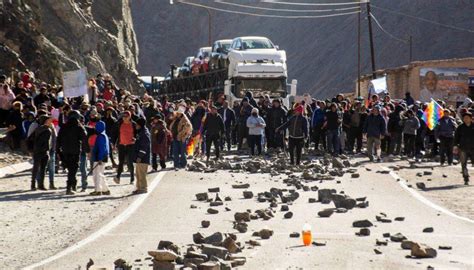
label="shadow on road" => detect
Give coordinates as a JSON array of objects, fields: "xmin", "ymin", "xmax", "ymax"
[{"xmin": 421, "ymin": 184, "xmax": 473, "ymax": 192}]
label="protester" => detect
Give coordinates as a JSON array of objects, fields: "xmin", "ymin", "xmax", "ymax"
[
  {"xmin": 90, "ymin": 121, "xmax": 110, "ymax": 195},
  {"xmin": 202, "ymin": 105, "xmax": 225, "ymax": 161},
  {"xmin": 267, "ymin": 99, "xmax": 287, "ymax": 150},
  {"xmin": 113, "ymin": 111, "xmax": 136, "ymax": 184},
  {"xmin": 276, "ymin": 105, "xmax": 309, "ymax": 165},
  {"xmin": 169, "ymin": 107, "xmax": 192, "ymax": 168},
  {"xmin": 324, "ymin": 103, "xmax": 342, "ymax": 156},
  {"xmin": 133, "ymin": 118, "xmax": 151, "ymax": 194},
  {"xmin": 218, "ymin": 100, "xmax": 235, "ymax": 151},
  {"xmin": 57, "ymin": 112, "xmax": 87, "ymax": 194},
  {"xmin": 151, "ymin": 119, "xmax": 170, "ymax": 170},
  {"xmin": 436, "ymin": 109, "xmax": 457, "ymax": 166},
  {"xmin": 246, "ymin": 108, "xmax": 266, "ymax": 156},
  {"xmin": 454, "ymin": 112, "xmax": 474, "ymax": 185},
  {"xmin": 401, "ymin": 109, "xmax": 420, "ymax": 158},
  {"xmin": 238, "ymin": 97, "xmax": 253, "ymax": 150},
  {"xmin": 30, "ymin": 115, "xmax": 53, "ymax": 191},
  {"xmin": 311, "ymin": 101, "xmax": 326, "ymax": 152},
  {"xmin": 363, "ymin": 106, "xmax": 386, "ymax": 162}
]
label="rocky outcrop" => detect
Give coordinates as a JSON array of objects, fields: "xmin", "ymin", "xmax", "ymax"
[{"xmin": 1, "ymin": 0, "xmax": 140, "ymax": 91}]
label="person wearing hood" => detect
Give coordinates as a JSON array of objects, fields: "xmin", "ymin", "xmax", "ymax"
[
  {"xmin": 246, "ymin": 108, "xmax": 266, "ymax": 156},
  {"xmin": 454, "ymin": 112, "xmax": 474, "ymax": 185},
  {"xmin": 435, "ymin": 109, "xmax": 457, "ymax": 166},
  {"xmin": 57, "ymin": 114, "xmax": 88, "ymax": 194},
  {"xmin": 245, "ymin": 91, "xmax": 258, "ymax": 109},
  {"xmin": 276, "ymin": 105, "xmax": 309, "ymax": 165},
  {"xmin": 133, "ymin": 118, "xmax": 151, "ymax": 194},
  {"xmin": 238, "ymin": 97, "xmax": 254, "ymax": 150},
  {"xmin": 30, "ymin": 115, "xmax": 53, "ymax": 191},
  {"xmin": 169, "ymin": 107, "xmax": 192, "ymax": 168},
  {"xmin": 90, "ymin": 120, "xmax": 110, "ymax": 195}
]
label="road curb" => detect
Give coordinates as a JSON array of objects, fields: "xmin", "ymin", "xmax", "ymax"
[{"xmin": 0, "ymin": 161, "xmax": 32, "ymax": 179}]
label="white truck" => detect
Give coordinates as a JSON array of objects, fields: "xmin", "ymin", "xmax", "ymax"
[{"xmin": 224, "ymin": 36, "xmax": 297, "ymax": 107}]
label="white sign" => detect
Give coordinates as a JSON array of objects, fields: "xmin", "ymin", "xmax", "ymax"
[
  {"xmin": 63, "ymin": 68, "xmax": 88, "ymax": 98},
  {"xmin": 369, "ymin": 76, "xmax": 387, "ymax": 95}
]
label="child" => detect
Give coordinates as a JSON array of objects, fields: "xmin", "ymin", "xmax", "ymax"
[{"xmin": 90, "ymin": 120, "xmax": 110, "ymax": 195}]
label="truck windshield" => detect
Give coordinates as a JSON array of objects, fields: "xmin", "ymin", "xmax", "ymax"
[
  {"xmin": 234, "ymin": 79, "xmax": 286, "ymax": 98},
  {"xmin": 242, "ymin": 39, "xmax": 274, "ymax": 50}
]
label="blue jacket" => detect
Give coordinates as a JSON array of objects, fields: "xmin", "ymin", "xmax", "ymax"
[
  {"xmin": 311, "ymin": 107, "xmax": 325, "ymax": 127},
  {"xmin": 135, "ymin": 126, "xmax": 151, "ymax": 164},
  {"xmin": 92, "ymin": 121, "xmax": 109, "ymax": 162},
  {"xmin": 363, "ymin": 114, "xmax": 386, "ymax": 138},
  {"xmin": 436, "ymin": 116, "xmax": 457, "ymax": 138}
]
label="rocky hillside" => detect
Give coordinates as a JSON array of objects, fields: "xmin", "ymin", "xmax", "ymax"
[
  {"xmin": 131, "ymin": 0, "xmax": 474, "ymax": 98},
  {"xmin": 1, "ymin": 0, "xmax": 141, "ymax": 90}
]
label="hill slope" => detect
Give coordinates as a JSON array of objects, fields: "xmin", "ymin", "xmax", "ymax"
[{"xmin": 131, "ymin": 0, "xmax": 474, "ymax": 98}]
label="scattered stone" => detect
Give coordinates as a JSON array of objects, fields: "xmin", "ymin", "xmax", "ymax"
[
  {"xmin": 280, "ymin": 205, "xmax": 289, "ymax": 212},
  {"xmin": 401, "ymin": 240, "xmax": 416, "ymax": 250},
  {"xmin": 201, "ymin": 244, "xmax": 229, "ymax": 260},
  {"xmin": 411, "ymin": 243, "xmax": 437, "ymax": 258},
  {"xmin": 442, "ymin": 174, "xmax": 448, "ymax": 178},
  {"xmin": 198, "ymin": 261, "xmax": 220, "ymax": 270},
  {"xmin": 332, "ymin": 194, "xmax": 356, "ymax": 209},
  {"xmin": 203, "ymin": 232, "xmax": 224, "ymax": 245},
  {"xmin": 357, "ymin": 228, "xmax": 370, "ymax": 236},
  {"xmin": 356, "ymin": 197, "xmax": 366, "ymax": 202},
  {"xmin": 289, "ymin": 232, "xmax": 300, "ymax": 238},
  {"xmin": 190, "ymin": 204, "xmax": 198, "ymax": 209},
  {"xmin": 438, "ymin": 245, "xmax": 452, "ymax": 250},
  {"xmin": 208, "ymin": 187, "xmax": 220, "ymax": 193},
  {"xmin": 335, "ymin": 208, "xmax": 348, "ymax": 213},
  {"xmin": 259, "ymin": 229, "xmax": 274, "ymax": 240},
  {"xmin": 148, "ymin": 250, "xmax": 178, "ymax": 261},
  {"xmin": 374, "ymin": 248, "xmax": 382, "ymax": 255},
  {"xmin": 382, "ymin": 233, "xmax": 391, "ymax": 238},
  {"xmin": 352, "ymin": 220, "xmax": 373, "ymax": 228},
  {"xmin": 247, "ymin": 240, "xmax": 261, "ymax": 246},
  {"xmin": 114, "ymin": 258, "xmax": 131, "ymax": 270},
  {"xmin": 207, "ymin": 208, "xmax": 219, "ymax": 214},
  {"xmin": 193, "ymin": 232, "xmax": 205, "ymax": 244},
  {"xmin": 390, "ymin": 233, "xmax": 407, "ymax": 242},
  {"xmin": 284, "ymin": 212, "xmax": 293, "ymax": 219},
  {"xmin": 230, "ymin": 258, "xmax": 246, "ymax": 267},
  {"xmin": 243, "ymin": 191, "xmax": 254, "ymax": 199},
  {"xmin": 209, "ymin": 201, "xmax": 223, "ymax": 207},
  {"xmin": 222, "ymin": 237, "xmax": 240, "ymax": 253},
  {"xmin": 423, "ymin": 171, "xmax": 433, "ymax": 176},
  {"xmin": 376, "ymin": 239, "xmax": 388, "ymax": 246},
  {"xmin": 308, "ymin": 198, "xmax": 317, "ymax": 203},
  {"xmin": 225, "ymin": 207, "xmax": 231, "ymax": 212},
  {"xmin": 351, "ymin": 173, "xmax": 360, "ymax": 178},
  {"xmin": 416, "ymin": 182, "xmax": 426, "ymax": 190},
  {"xmin": 234, "ymin": 212, "xmax": 251, "ymax": 222},
  {"xmin": 196, "ymin": 193, "xmax": 209, "ymax": 201},
  {"xmin": 423, "ymin": 227, "xmax": 434, "ymax": 233},
  {"xmin": 224, "ymin": 196, "xmax": 232, "ymax": 201},
  {"xmin": 232, "ymin": 183, "xmax": 250, "ymax": 189},
  {"xmin": 157, "ymin": 241, "xmax": 180, "ymax": 255},
  {"xmin": 318, "ymin": 209, "xmax": 334, "ymax": 218},
  {"xmin": 152, "ymin": 261, "xmax": 175, "ymax": 270},
  {"xmin": 394, "ymin": 217, "xmax": 405, "ymax": 221},
  {"xmin": 201, "ymin": 220, "xmax": 210, "ymax": 228},
  {"xmin": 318, "ymin": 189, "xmax": 336, "ymax": 202},
  {"xmin": 312, "ymin": 241, "xmax": 326, "ymax": 246},
  {"xmin": 234, "ymin": 222, "xmax": 248, "ymax": 233}
]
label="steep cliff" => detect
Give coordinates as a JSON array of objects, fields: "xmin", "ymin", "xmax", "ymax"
[
  {"xmin": 0, "ymin": 0, "xmax": 141, "ymax": 90},
  {"xmin": 131, "ymin": 0, "xmax": 474, "ymax": 98}
]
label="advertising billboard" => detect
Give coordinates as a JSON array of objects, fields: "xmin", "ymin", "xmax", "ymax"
[{"xmin": 419, "ymin": 67, "xmax": 469, "ymax": 104}]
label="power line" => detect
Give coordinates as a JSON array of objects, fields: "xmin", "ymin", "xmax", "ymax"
[
  {"xmin": 178, "ymin": 1, "xmax": 361, "ymax": 19},
  {"xmin": 215, "ymin": 0, "xmax": 360, "ymax": 13},
  {"xmin": 261, "ymin": 0, "xmax": 368, "ymax": 6},
  {"xmin": 370, "ymin": 12, "xmax": 408, "ymax": 44},
  {"xmin": 372, "ymin": 4, "xmax": 474, "ymax": 34}
]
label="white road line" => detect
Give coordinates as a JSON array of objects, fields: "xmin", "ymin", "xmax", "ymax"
[
  {"xmin": 382, "ymin": 167, "xmax": 474, "ymax": 224},
  {"xmin": 23, "ymin": 171, "xmax": 168, "ymax": 270}
]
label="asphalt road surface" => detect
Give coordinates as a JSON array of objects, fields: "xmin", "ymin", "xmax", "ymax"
[{"xmin": 27, "ymin": 157, "xmax": 473, "ymax": 270}]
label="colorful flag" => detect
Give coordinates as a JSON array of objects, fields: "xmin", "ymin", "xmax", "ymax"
[{"xmin": 421, "ymin": 99, "xmax": 444, "ymax": 130}]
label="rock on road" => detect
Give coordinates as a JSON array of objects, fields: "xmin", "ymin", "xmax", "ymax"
[{"xmin": 32, "ymin": 157, "xmax": 473, "ymax": 269}]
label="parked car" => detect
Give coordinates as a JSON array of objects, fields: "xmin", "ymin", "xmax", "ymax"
[
  {"xmin": 179, "ymin": 56, "xmax": 194, "ymax": 77},
  {"xmin": 209, "ymin": 39, "xmax": 232, "ymax": 70},
  {"xmin": 191, "ymin": 46, "xmax": 212, "ymax": 75}
]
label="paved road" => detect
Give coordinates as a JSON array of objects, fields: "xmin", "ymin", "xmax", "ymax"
[{"xmin": 32, "ymin": 158, "xmax": 473, "ymax": 270}]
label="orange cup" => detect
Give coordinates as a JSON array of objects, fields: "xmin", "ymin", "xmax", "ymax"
[{"xmin": 302, "ymin": 230, "xmax": 312, "ymax": 246}]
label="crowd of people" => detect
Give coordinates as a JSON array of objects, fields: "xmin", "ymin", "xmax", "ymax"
[{"xmin": 0, "ymin": 71, "xmax": 473, "ymax": 196}]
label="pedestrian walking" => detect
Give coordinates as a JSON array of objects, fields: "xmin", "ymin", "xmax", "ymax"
[
  {"xmin": 57, "ymin": 111, "xmax": 87, "ymax": 194},
  {"xmin": 133, "ymin": 118, "xmax": 151, "ymax": 194},
  {"xmin": 454, "ymin": 112, "xmax": 474, "ymax": 185},
  {"xmin": 246, "ymin": 108, "xmax": 266, "ymax": 156},
  {"xmin": 363, "ymin": 106, "xmax": 386, "ymax": 162},
  {"xmin": 276, "ymin": 105, "xmax": 309, "ymax": 165},
  {"xmin": 30, "ymin": 115, "xmax": 53, "ymax": 191},
  {"xmin": 203, "ymin": 105, "xmax": 224, "ymax": 161},
  {"xmin": 436, "ymin": 109, "xmax": 457, "ymax": 166},
  {"xmin": 90, "ymin": 120, "xmax": 110, "ymax": 195}
]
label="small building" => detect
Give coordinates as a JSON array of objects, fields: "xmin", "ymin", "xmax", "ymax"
[{"xmin": 356, "ymin": 57, "xmax": 474, "ymax": 105}]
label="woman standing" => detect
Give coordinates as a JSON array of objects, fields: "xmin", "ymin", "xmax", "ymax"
[{"xmin": 246, "ymin": 108, "xmax": 266, "ymax": 156}]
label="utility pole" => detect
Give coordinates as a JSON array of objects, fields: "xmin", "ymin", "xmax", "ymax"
[
  {"xmin": 357, "ymin": 2, "xmax": 361, "ymax": 97},
  {"xmin": 409, "ymin": 35, "xmax": 413, "ymax": 62},
  {"xmin": 366, "ymin": 1, "xmax": 376, "ymax": 79},
  {"xmin": 206, "ymin": 9, "xmax": 212, "ymax": 46}
]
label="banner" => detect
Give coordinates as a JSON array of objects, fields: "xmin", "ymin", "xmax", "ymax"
[
  {"xmin": 369, "ymin": 76, "xmax": 387, "ymax": 95},
  {"xmin": 63, "ymin": 68, "xmax": 88, "ymax": 98},
  {"xmin": 419, "ymin": 67, "xmax": 469, "ymax": 104}
]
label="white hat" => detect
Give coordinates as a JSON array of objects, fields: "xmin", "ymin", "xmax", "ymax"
[{"xmin": 251, "ymin": 108, "xmax": 259, "ymax": 114}]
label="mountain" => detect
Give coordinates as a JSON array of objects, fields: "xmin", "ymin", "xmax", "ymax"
[
  {"xmin": 1, "ymin": 0, "xmax": 140, "ymax": 90},
  {"xmin": 131, "ymin": 0, "xmax": 474, "ymax": 98}
]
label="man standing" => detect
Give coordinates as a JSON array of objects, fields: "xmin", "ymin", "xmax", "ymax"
[
  {"xmin": 454, "ymin": 112, "xmax": 474, "ymax": 185},
  {"xmin": 238, "ymin": 97, "xmax": 253, "ymax": 150},
  {"xmin": 170, "ymin": 107, "xmax": 192, "ymax": 169},
  {"xmin": 57, "ymin": 113, "xmax": 87, "ymax": 195},
  {"xmin": 276, "ymin": 105, "xmax": 309, "ymax": 165},
  {"xmin": 133, "ymin": 118, "xmax": 151, "ymax": 194},
  {"xmin": 363, "ymin": 106, "xmax": 386, "ymax": 162},
  {"xmin": 30, "ymin": 115, "xmax": 52, "ymax": 191},
  {"xmin": 311, "ymin": 101, "xmax": 326, "ymax": 152},
  {"xmin": 218, "ymin": 101, "xmax": 235, "ymax": 151},
  {"xmin": 113, "ymin": 111, "xmax": 136, "ymax": 184},
  {"xmin": 267, "ymin": 99, "xmax": 287, "ymax": 150},
  {"xmin": 436, "ymin": 109, "xmax": 457, "ymax": 166},
  {"xmin": 203, "ymin": 105, "xmax": 225, "ymax": 161},
  {"xmin": 324, "ymin": 103, "xmax": 342, "ymax": 156}
]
